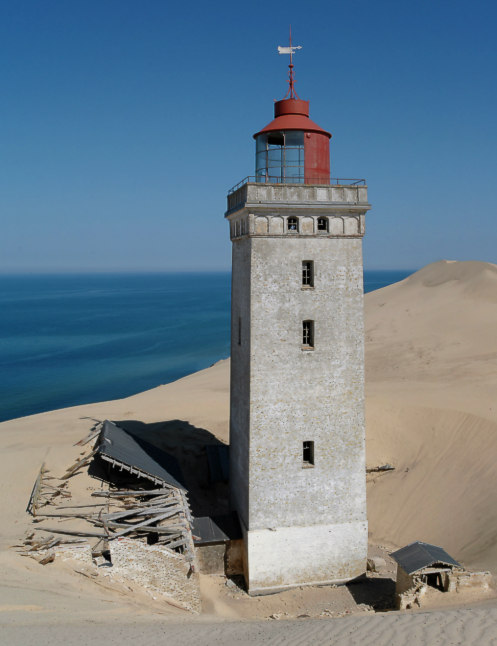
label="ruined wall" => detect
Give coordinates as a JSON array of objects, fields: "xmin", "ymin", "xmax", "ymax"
[
  {"xmin": 395, "ymin": 565, "xmax": 416, "ymax": 596},
  {"xmin": 195, "ymin": 544, "xmax": 226, "ymax": 575},
  {"xmin": 110, "ymin": 539, "xmax": 201, "ymax": 613},
  {"xmin": 396, "ymin": 566, "xmax": 493, "ymax": 609},
  {"xmin": 446, "ymin": 570, "xmax": 493, "ymax": 592}
]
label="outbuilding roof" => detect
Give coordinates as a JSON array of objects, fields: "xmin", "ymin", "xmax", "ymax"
[
  {"xmin": 191, "ymin": 512, "xmax": 242, "ymax": 545},
  {"xmin": 391, "ymin": 541, "xmax": 461, "ymax": 575},
  {"xmin": 96, "ymin": 420, "xmax": 186, "ymax": 491}
]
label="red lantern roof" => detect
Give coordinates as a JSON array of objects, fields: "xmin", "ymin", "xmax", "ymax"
[{"xmin": 253, "ymin": 98, "xmax": 331, "ymax": 139}]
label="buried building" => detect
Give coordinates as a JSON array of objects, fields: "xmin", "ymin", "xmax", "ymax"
[
  {"xmin": 24, "ymin": 419, "xmax": 203, "ymax": 612},
  {"xmin": 391, "ymin": 541, "xmax": 493, "ymax": 610},
  {"xmin": 89, "ymin": 420, "xmax": 201, "ymax": 612}
]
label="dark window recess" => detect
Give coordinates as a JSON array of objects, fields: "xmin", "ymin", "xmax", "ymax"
[
  {"xmin": 302, "ymin": 320, "xmax": 314, "ymax": 348},
  {"xmin": 302, "ymin": 261, "xmax": 314, "ymax": 287},
  {"xmin": 303, "ymin": 441, "xmax": 315, "ymax": 466},
  {"xmin": 317, "ymin": 217, "xmax": 328, "ymax": 232},
  {"xmin": 238, "ymin": 317, "xmax": 241, "ymax": 345},
  {"xmin": 287, "ymin": 217, "xmax": 298, "ymax": 232},
  {"xmin": 267, "ymin": 133, "xmax": 284, "ymax": 146}
]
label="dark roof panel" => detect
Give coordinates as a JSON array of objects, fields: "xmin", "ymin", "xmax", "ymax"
[
  {"xmin": 192, "ymin": 512, "xmax": 242, "ymax": 545},
  {"xmin": 97, "ymin": 420, "xmax": 186, "ymax": 491},
  {"xmin": 391, "ymin": 541, "xmax": 460, "ymax": 575}
]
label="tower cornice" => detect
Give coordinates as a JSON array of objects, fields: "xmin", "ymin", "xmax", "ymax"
[{"xmin": 225, "ymin": 182, "xmax": 371, "ymax": 218}]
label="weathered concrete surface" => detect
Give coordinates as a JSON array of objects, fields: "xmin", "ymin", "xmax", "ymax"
[
  {"xmin": 227, "ymin": 182, "xmax": 370, "ymax": 216},
  {"xmin": 245, "ymin": 521, "xmax": 368, "ymax": 595},
  {"xmin": 195, "ymin": 544, "xmax": 226, "ymax": 575},
  {"xmin": 227, "ymin": 183, "xmax": 370, "ymax": 594}
]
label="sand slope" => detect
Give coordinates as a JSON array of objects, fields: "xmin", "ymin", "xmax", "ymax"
[{"xmin": 365, "ymin": 260, "xmax": 497, "ymax": 571}]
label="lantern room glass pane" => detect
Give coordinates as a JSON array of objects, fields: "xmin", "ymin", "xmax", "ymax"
[
  {"xmin": 255, "ymin": 131, "xmax": 304, "ymax": 183},
  {"xmin": 285, "ymin": 131, "xmax": 304, "ymax": 147}
]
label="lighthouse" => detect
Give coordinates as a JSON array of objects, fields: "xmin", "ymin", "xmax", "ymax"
[{"xmin": 226, "ymin": 38, "xmax": 371, "ymax": 595}]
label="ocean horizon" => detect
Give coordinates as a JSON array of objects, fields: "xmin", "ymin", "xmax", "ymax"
[{"xmin": 0, "ymin": 270, "xmax": 414, "ymax": 423}]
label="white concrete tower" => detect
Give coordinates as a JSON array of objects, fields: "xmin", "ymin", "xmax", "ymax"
[{"xmin": 226, "ymin": 45, "xmax": 371, "ymax": 595}]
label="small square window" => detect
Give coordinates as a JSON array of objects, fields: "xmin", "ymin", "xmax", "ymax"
[
  {"xmin": 302, "ymin": 320, "xmax": 314, "ymax": 348},
  {"xmin": 302, "ymin": 261, "xmax": 314, "ymax": 287},
  {"xmin": 317, "ymin": 217, "xmax": 328, "ymax": 232},
  {"xmin": 303, "ymin": 441, "xmax": 314, "ymax": 466},
  {"xmin": 287, "ymin": 217, "xmax": 298, "ymax": 232}
]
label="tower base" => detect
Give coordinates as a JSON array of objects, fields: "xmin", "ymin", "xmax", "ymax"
[{"xmin": 243, "ymin": 520, "xmax": 368, "ymax": 596}]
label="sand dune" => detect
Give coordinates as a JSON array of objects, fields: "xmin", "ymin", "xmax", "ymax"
[
  {"xmin": 365, "ymin": 260, "xmax": 497, "ymax": 572},
  {"xmin": 1, "ymin": 259, "xmax": 496, "ymax": 637}
]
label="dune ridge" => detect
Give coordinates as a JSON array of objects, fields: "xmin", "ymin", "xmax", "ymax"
[{"xmin": 365, "ymin": 259, "xmax": 497, "ymax": 571}]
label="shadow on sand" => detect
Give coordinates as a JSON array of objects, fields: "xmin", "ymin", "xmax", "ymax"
[
  {"xmin": 346, "ymin": 575, "xmax": 396, "ymax": 611},
  {"xmin": 99, "ymin": 419, "xmax": 230, "ymax": 518}
]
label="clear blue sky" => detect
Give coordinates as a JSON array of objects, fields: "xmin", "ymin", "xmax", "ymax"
[{"xmin": 1, "ymin": 0, "xmax": 496, "ymax": 272}]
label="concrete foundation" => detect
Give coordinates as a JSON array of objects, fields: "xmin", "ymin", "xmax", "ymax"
[{"xmin": 244, "ymin": 520, "xmax": 368, "ymax": 595}]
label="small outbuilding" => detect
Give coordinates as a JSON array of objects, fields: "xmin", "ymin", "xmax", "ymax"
[{"xmin": 391, "ymin": 541, "xmax": 492, "ymax": 609}]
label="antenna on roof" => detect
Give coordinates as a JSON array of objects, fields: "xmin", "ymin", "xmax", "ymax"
[{"xmin": 277, "ymin": 25, "xmax": 302, "ymax": 99}]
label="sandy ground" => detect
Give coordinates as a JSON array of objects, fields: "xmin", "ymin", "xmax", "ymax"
[{"xmin": 1, "ymin": 259, "xmax": 497, "ymax": 643}]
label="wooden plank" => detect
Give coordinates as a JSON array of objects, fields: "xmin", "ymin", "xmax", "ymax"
[
  {"xmin": 74, "ymin": 424, "xmax": 102, "ymax": 447},
  {"xmin": 163, "ymin": 537, "xmax": 188, "ymax": 551},
  {"xmin": 37, "ymin": 527, "xmax": 108, "ymax": 538},
  {"xmin": 105, "ymin": 521, "xmax": 188, "ymax": 535},
  {"xmin": 33, "ymin": 512, "xmax": 95, "ymax": 519},
  {"xmin": 108, "ymin": 511, "xmax": 181, "ymax": 538},
  {"xmin": 91, "ymin": 488, "xmax": 174, "ymax": 498},
  {"xmin": 61, "ymin": 448, "xmax": 97, "ymax": 480},
  {"xmin": 56, "ymin": 503, "xmax": 108, "ymax": 509},
  {"xmin": 27, "ymin": 462, "xmax": 46, "ymax": 517},
  {"xmin": 40, "ymin": 483, "xmax": 67, "ymax": 492},
  {"xmin": 103, "ymin": 504, "xmax": 182, "ymax": 522},
  {"xmin": 157, "ymin": 532, "xmax": 183, "ymax": 544},
  {"xmin": 179, "ymin": 490, "xmax": 193, "ymax": 524}
]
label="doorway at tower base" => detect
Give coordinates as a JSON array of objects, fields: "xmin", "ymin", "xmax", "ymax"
[{"xmin": 242, "ymin": 520, "xmax": 368, "ymax": 596}]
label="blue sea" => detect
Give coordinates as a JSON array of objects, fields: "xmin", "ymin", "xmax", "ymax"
[{"xmin": 0, "ymin": 270, "xmax": 412, "ymax": 423}]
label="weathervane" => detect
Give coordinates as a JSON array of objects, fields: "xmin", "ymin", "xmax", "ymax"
[{"xmin": 277, "ymin": 25, "xmax": 302, "ymax": 99}]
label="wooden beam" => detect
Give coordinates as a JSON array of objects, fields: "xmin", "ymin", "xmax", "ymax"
[
  {"xmin": 37, "ymin": 527, "xmax": 107, "ymax": 538},
  {"xmin": 27, "ymin": 462, "xmax": 47, "ymax": 517},
  {"xmin": 105, "ymin": 522, "xmax": 188, "ymax": 536}
]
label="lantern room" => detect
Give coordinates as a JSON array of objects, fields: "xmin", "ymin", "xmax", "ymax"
[{"xmin": 254, "ymin": 98, "xmax": 331, "ymax": 185}]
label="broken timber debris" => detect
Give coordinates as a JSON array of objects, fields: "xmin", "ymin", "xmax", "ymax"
[
  {"xmin": 21, "ymin": 419, "xmax": 200, "ymax": 612},
  {"xmin": 366, "ymin": 464, "xmax": 395, "ymax": 473},
  {"xmin": 27, "ymin": 463, "xmax": 71, "ymax": 516}
]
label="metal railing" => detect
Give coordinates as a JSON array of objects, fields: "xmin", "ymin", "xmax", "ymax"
[{"xmin": 228, "ymin": 176, "xmax": 366, "ymax": 195}]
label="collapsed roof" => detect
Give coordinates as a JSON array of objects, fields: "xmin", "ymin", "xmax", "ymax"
[{"xmin": 96, "ymin": 420, "xmax": 186, "ymax": 491}]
